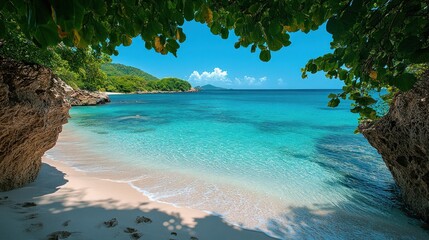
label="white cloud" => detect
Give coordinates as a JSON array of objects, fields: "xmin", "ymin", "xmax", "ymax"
[
  {"xmin": 188, "ymin": 68, "xmax": 230, "ymax": 83},
  {"xmin": 188, "ymin": 69, "xmax": 268, "ymax": 87},
  {"xmin": 235, "ymin": 76, "xmax": 268, "ymax": 86}
]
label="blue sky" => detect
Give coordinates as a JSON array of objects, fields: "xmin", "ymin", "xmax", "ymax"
[{"xmin": 112, "ymin": 21, "xmax": 343, "ymax": 89}]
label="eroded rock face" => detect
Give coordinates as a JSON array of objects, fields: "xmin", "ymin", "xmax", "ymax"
[
  {"xmin": 0, "ymin": 58, "xmax": 70, "ymax": 191},
  {"xmin": 360, "ymin": 74, "xmax": 429, "ymax": 222},
  {"xmin": 55, "ymin": 79, "xmax": 110, "ymax": 106},
  {"xmin": 67, "ymin": 89, "xmax": 110, "ymax": 106}
]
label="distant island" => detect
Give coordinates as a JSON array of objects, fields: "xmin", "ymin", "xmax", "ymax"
[{"xmin": 195, "ymin": 84, "xmax": 226, "ymax": 91}]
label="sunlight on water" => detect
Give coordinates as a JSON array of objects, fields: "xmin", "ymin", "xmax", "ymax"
[{"xmin": 48, "ymin": 90, "xmax": 428, "ymax": 239}]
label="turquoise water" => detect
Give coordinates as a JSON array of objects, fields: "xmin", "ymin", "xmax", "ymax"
[{"xmin": 48, "ymin": 90, "xmax": 428, "ymax": 239}]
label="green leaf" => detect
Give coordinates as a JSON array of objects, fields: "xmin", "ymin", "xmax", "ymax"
[
  {"xmin": 355, "ymin": 96, "xmax": 377, "ymax": 106},
  {"xmin": 250, "ymin": 44, "xmax": 257, "ymax": 53},
  {"xmin": 391, "ymin": 73, "xmax": 417, "ymax": 91},
  {"xmin": 210, "ymin": 22, "xmax": 221, "ymax": 35},
  {"xmin": 167, "ymin": 39, "xmax": 180, "ymax": 50},
  {"xmin": 328, "ymin": 93, "xmax": 337, "ymax": 99},
  {"xmin": 268, "ymin": 22, "xmax": 282, "ymax": 35},
  {"xmin": 338, "ymin": 69, "xmax": 348, "ymax": 80},
  {"xmin": 33, "ymin": 21, "xmax": 60, "ymax": 47},
  {"xmin": 144, "ymin": 41, "xmax": 152, "ymax": 50},
  {"xmin": 121, "ymin": 34, "xmax": 132, "ymax": 46},
  {"xmin": 184, "ymin": 0, "xmax": 194, "ymax": 21},
  {"xmin": 176, "ymin": 28, "xmax": 186, "ymax": 43},
  {"xmin": 259, "ymin": 50, "xmax": 271, "ymax": 62},
  {"xmin": 327, "ymin": 98, "xmax": 340, "ymax": 107},
  {"xmin": 326, "ymin": 17, "xmax": 343, "ymax": 35},
  {"xmin": 91, "ymin": 0, "xmax": 107, "ymax": 15},
  {"xmin": 234, "ymin": 41, "xmax": 240, "ymax": 49},
  {"xmin": 220, "ymin": 28, "xmax": 229, "ymax": 39},
  {"xmin": 267, "ymin": 37, "xmax": 282, "ymax": 51},
  {"xmin": 398, "ymin": 36, "xmax": 421, "ymax": 55}
]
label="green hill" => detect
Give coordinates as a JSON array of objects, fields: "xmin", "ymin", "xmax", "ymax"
[
  {"xmin": 98, "ymin": 64, "xmax": 191, "ymax": 93},
  {"xmin": 101, "ymin": 63, "xmax": 158, "ymax": 80}
]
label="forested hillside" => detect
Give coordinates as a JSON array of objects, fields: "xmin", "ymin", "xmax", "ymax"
[
  {"xmin": 99, "ymin": 63, "xmax": 191, "ymax": 93},
  {"xmin": 101, "ymin": 63, "xmax": 158, "ymax": 80}
]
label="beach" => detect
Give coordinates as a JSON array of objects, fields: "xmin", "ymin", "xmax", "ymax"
[
  {"xmin": 0, "ymin": 157, "xmax": 275, "ymax": 240},
  {"xmin": 1, "ymin": 91, "xmax": 428, "ymax": 239}
]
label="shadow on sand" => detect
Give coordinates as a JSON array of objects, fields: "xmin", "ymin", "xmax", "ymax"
[{"xmin": 0, "ymin": 163, "xmax": 275, "ymax": 240}]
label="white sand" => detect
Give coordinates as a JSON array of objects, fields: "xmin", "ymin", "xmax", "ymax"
[
  {"xmin": 0, "ymin": 157, "xmax": 276, "ymax": 240},
  {"xmin": 103, "ymin": 92, "xmax": 125, "ymax": 95}
]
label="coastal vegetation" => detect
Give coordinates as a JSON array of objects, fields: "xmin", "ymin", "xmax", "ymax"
[
  {"xmin": 101, "ymin": 63, "xmax": 158, "ymax": 80},
  {"xmin": 0, "ymin": 30, "xmax": 191, "ymax": 93},
  {"xmin": 98, "ymin": 64, "xmax": 191, "ymax": 93}
]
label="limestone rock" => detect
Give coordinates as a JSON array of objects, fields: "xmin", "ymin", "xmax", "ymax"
[
  {"xmin": 0, "ymin": 58, "xmax": 70, "ymax": 191},
  {"xmin": 68, "ymin": 89, "xmax": 110, "ymax": 106},
  {"xmin": 360, "ymin": 73, "xmax": 429, "ymax": 222},
  {"xmin": 55, "ymin": 79, "xmax": 110, "ymax": 106}
]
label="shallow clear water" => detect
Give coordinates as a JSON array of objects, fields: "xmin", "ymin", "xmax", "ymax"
[{"xmin": 47, "ymin": 90, "xmax": 428, "ymax": 239}]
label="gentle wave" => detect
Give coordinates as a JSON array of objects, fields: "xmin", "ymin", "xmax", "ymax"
[{"xmin": 47, "ymin": 91, "xmax": 428, "ymax": 239}]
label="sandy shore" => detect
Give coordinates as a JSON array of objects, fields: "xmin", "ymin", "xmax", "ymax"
[
  {"xmin": 103, "ymin": 91, "xmax": 126, "ymax": 95},
  {"xmin": 0, "ymin": 157, "xmax": 276, "ymax": 240}
]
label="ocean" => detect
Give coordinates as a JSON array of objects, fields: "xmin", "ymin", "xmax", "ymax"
[{"xmin": 47, "ymin": 90, "xmax": 428, "ymax": 239}]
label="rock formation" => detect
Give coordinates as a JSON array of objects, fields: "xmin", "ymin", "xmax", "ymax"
[
  {"xmin": 56, "ymin": 80, "xmax": 110, "ymax": 106},
  {"xmin": 0, "ymin": 58, "xmax": 70, "ymax": 191},
  {"xmin": 67, "ymin": 89, "xmax": 110, "ymax": 106},
  {"xmin": 360, "ymin": 73, "xmax": 429, "ymax": 222}
]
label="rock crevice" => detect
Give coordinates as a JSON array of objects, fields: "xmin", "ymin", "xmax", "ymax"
[{"xmin": 360, "ymin": 73, "xmax": 429, "ymax": 222}]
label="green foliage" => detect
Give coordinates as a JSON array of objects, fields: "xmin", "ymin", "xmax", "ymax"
[
  {"xmin": 102, "ymin": 76, "xmax": 191, "ymax": 93},
  {"xmin": 99, "ymin": 64, "xmax": 190, "ymax": 93},
  {"xmin": 300, "ymin": 0, "xmax": 428, "ymax": 121},
  {"xmin": 149, "ymin": 78, "xmax": 192, "ymax": 92},
  {"xmin": 1, "ymin": 0, "xmax": 428, "ymax": 122},
  {"xmin": 0, "ymin": 26, "xmax": 108, "ymax": 91},
  {"xmin": 101, "ymin": 63, "xmax": 158, "ymax": 80}
]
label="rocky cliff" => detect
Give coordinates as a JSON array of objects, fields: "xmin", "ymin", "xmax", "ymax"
[
  {"xmin": 67, "ymin": 89, "xmax": 110, "ymax": 106},
  {"xmin": 0, "ymin": 58, "xmax": 70, "ymax": 191},
  {"xmin": 360, "ymin": 73, "xmax": 429, "ymax": 222},
  {"xmin": 55, "ymin": 80, "xmax": 110, "ymax": 106}
]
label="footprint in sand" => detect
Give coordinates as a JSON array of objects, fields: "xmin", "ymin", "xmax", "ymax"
[
  {"xmin": 0, "ymin": 196, "xmax": 10, "ymax": 205},
  {"xmin": 19, "ymin": 202, "xmax": 37, "ymax": 208},
  {"xmin": 124, "ymin": 227, "xmax": 138, "ymax": 233},
  {"xmin": 103, "ymin": 218, "xmax": 118, "ymax": 228},
  {"xmin": 47, "ymin": 231, "xmax": 72, "ymax": 240},
  {"xmin": 62, "ymin": 220, "xmax": 71, "ymax": 227},
  {"xmin": 124, "ymin": 227, "xmax": 142, "ymax": 239},
  {"xmin": 24, "ymin": 213, "xmax": 38, "ymax": 220},
  {"xmin": 135, "ymin": 216, "xmax": 152, "ymax": 224},
  {"xmin": 25, "ymin": 222, "xmax": 43, "ymax": 232},
  {"xmin": 130, "ymin": 232, "xmax": 142, "ymax": 240}
]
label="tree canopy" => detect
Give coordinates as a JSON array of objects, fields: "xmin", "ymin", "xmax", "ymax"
[
  {"xmin": 101, "ymin": 63, "xmax": 158, "ymax": 80},
  {"xmin": 0, "ymin": 0, "xmax": 427, "ymax": 120}
]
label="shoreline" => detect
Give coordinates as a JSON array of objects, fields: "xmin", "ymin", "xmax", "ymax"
[
  {"xmin": 103, "ymin": 89, "xmax": 199, "ymax": 95},
  {"xmin": 0, "ymin": 156, "xmax": 277, "ymax": 240}
]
